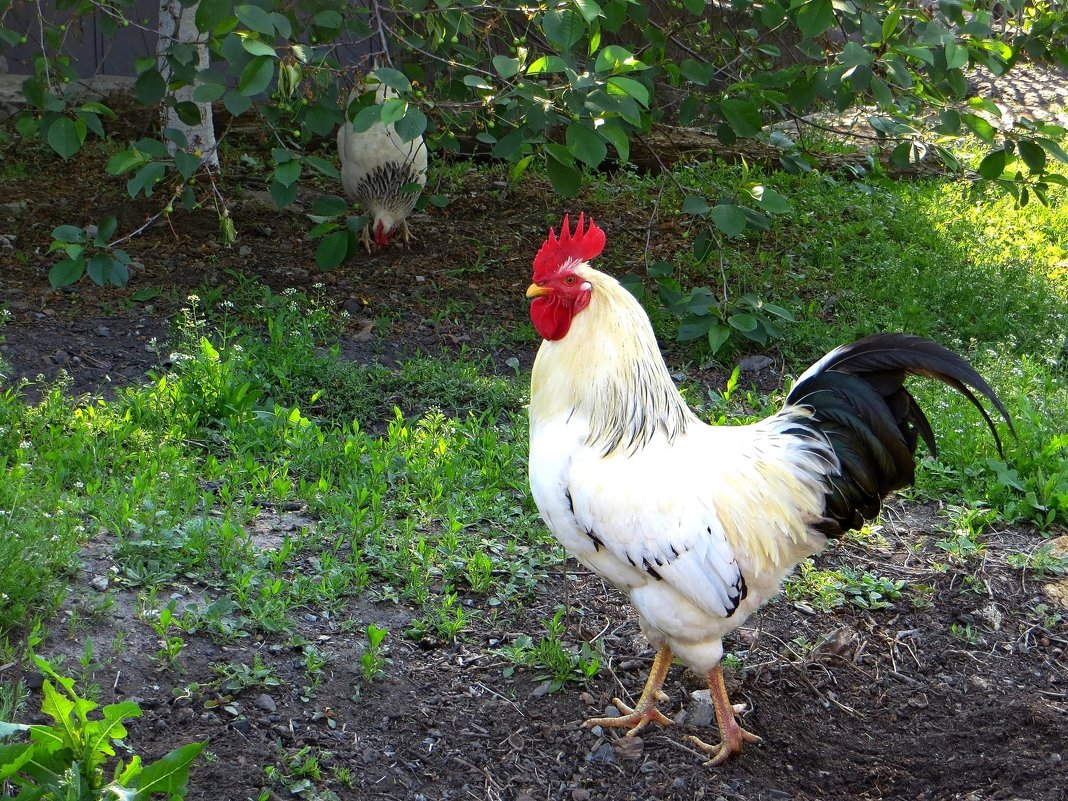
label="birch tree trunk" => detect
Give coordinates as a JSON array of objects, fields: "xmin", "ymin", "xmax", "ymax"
[{"xmin": 157, "ymin": 0, "xmax": 218, "ymax": 169}]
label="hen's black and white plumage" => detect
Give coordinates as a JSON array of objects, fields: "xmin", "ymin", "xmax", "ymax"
[{"xmin": 338, "ymin": 82, "xmax": 428, "ymax": 251}]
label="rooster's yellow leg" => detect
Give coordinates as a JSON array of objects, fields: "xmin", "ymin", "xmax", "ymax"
[
  {"xmin": 583, "ymin": 644, "xmax": 674, "ymax": 736},
  {"xmin": 398, "ymin": 219, "xmax": 415, "ymax": 245},
  {"xmin": 687, "ymin": 664, "xmax": 761, "ymax": 765},
  {"xmin": 359, "ymin": 224, "xmax": 372, "ymax": 253}
]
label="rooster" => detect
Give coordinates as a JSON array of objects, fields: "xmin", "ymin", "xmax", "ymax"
[
  {"xmin": 338, "ymin": 81, "xmax": 428, "ymax": 252},
  {"xmin": 525, "ymin": 213, "xmax": 1011, "ymax": 764}
]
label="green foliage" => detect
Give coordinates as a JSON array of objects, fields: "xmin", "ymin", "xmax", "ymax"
[
  {"xmin": 6, "ymin": 1, "xmax": 1068, "ymax": 282},
  {"xmin": 784, "ymin": 561, "xmax": 904, "ymax": 612},
  {"xmin": 499, "ymin": 609, "xmax": 601, "ymax": 692},
  {"xmin": 359, "ymin": 624, "xmax": 389, "ymax": 682},
  {"xmin": 0, "ymin": 657, "xmax": 205, "ymax": 800}
]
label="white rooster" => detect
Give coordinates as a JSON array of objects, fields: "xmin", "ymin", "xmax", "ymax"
[
  {"xmin": 337, "ymin": 80, "xmax": 428, "ymax": 251},
  {"xmin": 525, "ymin": 213, "xmax": 1011, "ymax": 764}
]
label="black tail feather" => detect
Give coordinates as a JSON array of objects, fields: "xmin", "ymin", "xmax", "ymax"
[{"xmin": 786, "ymin": 333, "xmax": 1013, "ymax": 538}]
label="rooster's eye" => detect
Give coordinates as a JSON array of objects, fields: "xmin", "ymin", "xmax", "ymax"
[{"xmin": 564, "ymin": 276, "xmax": 576, "ymax": 285}]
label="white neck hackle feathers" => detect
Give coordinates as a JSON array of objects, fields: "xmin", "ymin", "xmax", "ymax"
[{"xmin": 529, "ymin": 265, "xmax": 696, "ymax": 456}]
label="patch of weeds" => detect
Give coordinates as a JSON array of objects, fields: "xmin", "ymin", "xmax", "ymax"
[
  {"xmin": 407, "ymin": 589, "xmax": 471, "ymax": 642},
  {"xmin": 1006, "ymin": 542, "xmax": 1068, "ymax": 577},
  {"xmin": 499, "ymin": 609, "xmax": 601, "ymax": 692},
  {"xmin": 213, "ymin": 653, "xmax": 281, "ymax": 692},
  {"xmin": 264, "ymin": 745, "xmax": 339, "ymax": 800},
  {"xmin": 1028, "ymin": 602, "xmax": 1065, "ymax": 631},
  {"xmin": 785, "ymin": 561, "xmax": 904, "ymax": 612},
  {"xmin": 950, "ymin": 622, "xmax": 982, "ymax": 645},
  {"xmin": 147, "ymin": 599, "xmax": 186, "ymax": 670},
  {"xmin": 0, "ymin": 656, "xmax": 205, "ymax": 800}
]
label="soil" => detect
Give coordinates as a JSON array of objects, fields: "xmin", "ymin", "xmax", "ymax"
[{"xmin": 1, "ymin": 109, "xmax": 1067, "ymax": 801}]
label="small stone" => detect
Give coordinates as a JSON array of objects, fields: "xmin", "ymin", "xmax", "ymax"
[
  {"xmin": 94, "ymin": 325, "xmax": 110, "ymax": 337},
  {"xmin": 688, "ymin": 689, "xmax": 715, "ymax": 728},
  {"xmin": 530, "ymin": 680, "xmax": 554, "ymax": 698},
  {"xmin": 602, "ymin": 704, "xmax": 620, "ymax": 718},
  {"xmin": 239, "ymin": 245, "xmax": 252, "ymax": 257},
  {"xmin": 572, "ymin": 790, "xmax": 591, "ymax": 801},
  {"xmin": 586, "ymin": 742, "xmax": 615, "ymax": 764},
  {"xmin": 613, "ymin": 735, "xmax": 644, "ymax": 760},
  {"xmin": 588, "ymin": 725, "xmax": 603, "ymax": 737},
  {"xmin": 739, "ymin": 355, "xmax": 774, "ymax": 373},
  {"xmin": 302, "ymin": 613, "xmax": 318, "ymax": 623},
  {"xmin": 578, "ymin": 692, "xmax": 595, "ymax": 706},
  {"xmin": 89, "ymin": 575, "xmax": 109, "ymax": 592},
  {"xmin": 254, "ymin": 694, "xmax": 277, "ymax": 713}
]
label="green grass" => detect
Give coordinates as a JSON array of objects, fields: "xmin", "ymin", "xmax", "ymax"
[{"xmin": 1, "ymin": 157, "xmax": 1067, "ymax": 707}]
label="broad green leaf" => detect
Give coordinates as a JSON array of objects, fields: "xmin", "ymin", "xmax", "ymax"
[
  {"xmin": 680, "ymin": 58, "xmax": 715, "ymax": 86},
  {"xmin": 192, "ymin": 81, "xmax": 227, "ymax": 102},
  {"xmin": 315, "ymin": 230, "xmax": 351, "ymax": 270},
  {"xmin": 313, "ymin": 9, "xmax": 342, "ymax": 28},
  {"xmin": 274, "ymin": 159, "xmax": 301, "ymax": 187},
  {"xmin": 1036, "ymin": 137, "xmax": 1068, "ymax": 164},
  {"xmin": 52, "ymin": 225, "xmax": 84, "ymax": 244},
  {"xmin": 751, "ymin": 185, "xmax": 790, "ymax": 213},
  {"xmin": 708, "ymin": 324, "xmax": 731, "ymax": 353},
  {"xmin": 270, "ymin": 178, "xmax": 298, "ymax": 209},
  {"xmin": 195, "ymin": 0, "xmax": 231, "ymax": 32},
  {"xmin": 235, "ymin": 4, "xmax": 274, "ymax": 35},
  {"xmin": 310, "ymin": 194, "xmax": 350, "ymax": 217},
  {"xmin": 395, "ymin": 108, "xmax": 427, "ymax": 143},
  {"xmin": 565, "ymin": 122, "xmax": 607, "ymax": 168},
  {"xmin": 306, "ymin": 156, "xmax": 341, "ymax": 180},
  {"xmin": 123, "ymin": 741, "xmax": 206, "ymax": 799},
  {"xmin": 133, "ymin": 69, "xmax": 165, "ymax": 105},
  {"xmin": 87, "ymin": 254, "xmax": 129, "ymax": 287},
  {"xmin": 49, "ymin": 256, "xmax": 85, "ymax": 288},
  {"xmin": 944, "ymin": 41, "xmax": 968, "ymax": 70},
  {"xmin": 492, "ymin": 55, "xmax": 521, "ymax": 79},
  {"xmin": 1017, "ymin": 139, "xmax": 1046, "ymax": 172},
  {"xmin": 374, "ymin": 67, "xmax": 412, "ymax": 94},
  {"xmin": 962, "ymin": 112, "xmax": 995, "ymax": 142},
  {"xmin": 381, "ymin": 97, "xmax": 406, "ymax": 125},
  {"xmin": 711, "ymin": 204, "xmax": 747, "ymax": 237},
  {"xmin": 352, "ymin": 105, "xmax": 383, "ymax": 133},
  {"xmin": 595, "ymin": 45, "xmax": 644, "ymax": 74},
  {"xmin": 978, "ymin": 148, "xmax": 1007, "ymax": 179},
  {"xmin": 720, "ymin": 98, "xmax": 762, "ymax": 137},
  {"xmin": 132, "ymin": 288, "xmax": 160, "ymax": 302},
  {"xmin": 795, "ymin": 0, "xmax": 834, "ymax": 39},
  {"xmin": 596, "ymin": 121, "xmax": 629, "ymax": 163},
  {"xmin": 546, "ymin": 156, "xmax": 582, "ymax": 197},
  {"xmin": 223, "ymin": 89, "xmax": 253, "ymax": 116},
  {"xmin": 678, "ymin": 316, "xmax": 713, "ymax": 341},
  {"xmin": 95, "ymin": 214, "xmax": 118, "ymax": 244},
  {"xmin": 934, "ymin": 108, "xmax": 961, "ymax": 134},
  {"xmin": 606, "ymin": 76, "xmax": 649, "ymax": 106},
  {"xmin": 870, "ymin": 76, "xmax": 893, "ymax": 108},
  {"xmin": 527, "ymin": 55, "xmax": 569, "ymax": 74},
  {"xmin": 126, "ymin": 162, "xmax": 166, "ymax": 198},
  {"xmin": 882, "ymin": 8, "xmax": 902, "ymax": 42},
  {"xmin": 542, "ymin": 9, "xmax": 585, "ymax": 50},
  {"xmin": 682, "ymin": 0, "xmax": 704, "ymax": 15},
  {"xmin": 45, "ymin": 116, "xmax": 84, "ymax": 160},
  {"xmin": 241, "ymin": 38, "xmax": 276, "ymax": 58},
  {"xmin": 573, "ymin": 0, "xmax": 602, "ymax": 24},
  {"xmin": 238, "ymin": 56, "xmax": 274, "ymax": 96},
  {"xmin": 728, "ymin": 313, "xmax": 759, "ymax": 332},
  {"xmin": 681, "ymin": 195, "xmax": 710, "ymax": 216}
]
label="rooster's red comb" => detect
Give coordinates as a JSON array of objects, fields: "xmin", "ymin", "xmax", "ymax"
[{"xmin": 532, "ymin": 213, "xmax": 606, "ymax": 281}]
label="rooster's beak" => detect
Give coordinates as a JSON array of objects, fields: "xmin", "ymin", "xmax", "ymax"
[{"xmin": 526, "ymin": 283, "xmax": 550, "ymax": 299}]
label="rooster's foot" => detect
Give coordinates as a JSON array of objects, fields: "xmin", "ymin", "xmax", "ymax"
[
  {"xmin": 583, "ymin": 691, "xmax": 673, "ymax": 736},
  {"xmin": 687, "ymin": 720, "xmax": 761, "ymax": 766}
]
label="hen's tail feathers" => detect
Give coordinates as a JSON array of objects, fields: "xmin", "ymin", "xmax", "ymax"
[{"xmin": 785, "ymin": 333, "xmax": 1014, "ymax": 536}]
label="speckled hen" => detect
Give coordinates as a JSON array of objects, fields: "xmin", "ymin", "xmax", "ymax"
[
  {"xmin": 525, "ymin": 213, "xmax": 1012, "ymax": 764},
  {"xmin": 338, "ymin": 82, "xmax": 428, "ymax": 252}
]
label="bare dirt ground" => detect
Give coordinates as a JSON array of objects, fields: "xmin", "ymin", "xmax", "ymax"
[{"xmin": 1, "ymin": 104, "xmax": 1067, "ymax": 801}]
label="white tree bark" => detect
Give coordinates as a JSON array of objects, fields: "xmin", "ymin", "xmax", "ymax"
[{"xmin": 157, "ymin": 0, "xmax": 218, "ymax": 168}]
